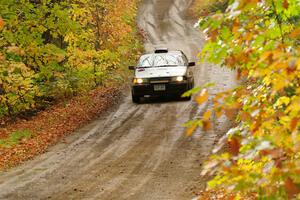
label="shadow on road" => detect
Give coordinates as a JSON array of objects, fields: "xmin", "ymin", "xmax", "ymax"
[{"xmin": 139, "ymin": 96, "xmax": 191, "ymax": 104}]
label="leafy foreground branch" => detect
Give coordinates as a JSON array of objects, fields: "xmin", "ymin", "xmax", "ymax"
[{"xmin": 191, "ymin": 0, "xmax": 300, "ymax": 199}]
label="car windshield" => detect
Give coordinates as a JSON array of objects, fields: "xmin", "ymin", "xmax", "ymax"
[{"xmin": 138, "ymin": 54, "xmax": 185, "ymax": 67}]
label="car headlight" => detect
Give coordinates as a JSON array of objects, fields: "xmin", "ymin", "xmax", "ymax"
[
  {"xmin": 176, "ymin": 76, "xmax": 184, "ymax": 82},
  {"xmin": 133, "ymin": 78, "xmax": 148, "ymax": 84},
  {"xmin": 172, "ymin": 76, "xmax": 185, "ymax": 82}
]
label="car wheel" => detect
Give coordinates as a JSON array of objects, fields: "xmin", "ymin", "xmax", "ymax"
[
  {"xmin": 190, "ymin": 79, "xmax": 195, "ymax": 89},
  {"xmin": 132, "ymin": 94, "xmax": 140, "ymax": 103}
]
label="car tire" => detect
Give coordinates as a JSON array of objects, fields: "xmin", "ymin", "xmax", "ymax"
[
  {"xmin": 182, "ymin": 96, "xmax": 192, "ymax": 101},
  {"xmin": 190, "ymin": 79, "xmax": 195, "ymax": 89},
  {"xmin": 182, "ymin": 81, "xmax": 193, "ymax": 101},
  {"xmin": 132, "ymin": 94, "xmax": 140, "ymax": 103}
]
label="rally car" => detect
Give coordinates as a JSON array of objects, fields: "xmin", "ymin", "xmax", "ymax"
[{"xmin": 129, "ymin": 48, "xmax": 195, "ymax": 103}]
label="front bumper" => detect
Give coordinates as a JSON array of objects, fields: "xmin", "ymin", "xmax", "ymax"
[{"xmin": 132, "ymin": 81, "xmax": 189, "ymax": 97}]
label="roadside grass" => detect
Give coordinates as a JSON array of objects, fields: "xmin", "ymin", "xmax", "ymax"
[{"xmin": 0, "ymin": 130, "xmax": 32, "ymax": 148}]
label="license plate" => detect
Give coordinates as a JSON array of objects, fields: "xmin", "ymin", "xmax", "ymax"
[{"xmin": 154, "ymin": 84, "xmax": 166, "ymax": 91}]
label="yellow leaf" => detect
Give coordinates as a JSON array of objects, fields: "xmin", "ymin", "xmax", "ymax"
[
  {"xmin": 186, "ymin": 124, "xmax": 197, "ymax": 137},
  {"xmin": 196, "ymin": 89, "xmax": 208, "ymax": 105},
  {"xmin": 272, "ymin": 75, "xmax": 287, "ymax": 91},
  {"xmin": 203, "ymin": 110, "xmax": 212, "ymax": 121},
  {"xmin": 296, "ymin": 58, "xmax": 300, "ymax": 70},
  {"xmin": 263, "ymin": 75, "xmax": 271, "ymax": 86},
  {"xmin": 215, "ymin": 108, "xmax": 223, "ymax": 118},
  {"xmin": 275, "ymin": 96, "xmax": 290, "ymax": 107}
]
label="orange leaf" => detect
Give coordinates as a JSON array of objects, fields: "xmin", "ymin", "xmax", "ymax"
[
  {"xmin": 251, "ymin": 120, "xmax": 261, "ymax": 134},
  {"xmin": 225, "ymin": 56, "xmax": 236, "ymax": 67},
  {"xmin": 196, "ymin": 89, "xmax": 208, "ymax": 105},
  {"xmin": 240, "ymin": 111, "xmax": 251, "ymax": 121},
  {"xmin": 203, "ymin": 121, "xmax": 212, "ymax": 131},
  {"xmin": 241, "ymin": 69, "xmax": 249, "ymax": 77},
  {"xmin": 285, "ymin": 177, "xmax": 300, "ymax": 199},
  {"xmin": 228, "ymin": 137, "xmax": 240, "ymax": 156},
  {"xmin": 0, "ymin": 17, "xmax": 4, "ymax": 30},
  {"xmin": 225, "ymin": 108, "xmax": 236, "ymax": 119},
  {"xmin": 267, "ymin": 149, "xmax": 283, "ymax": 159},
  {"xmin": 283, "ymin": 0, "xmax": 289, "ymax": 9},
  {"xmin": 244, "ymin": 32, "xmax": 253, "ymax": 41},
  {"xmin": 232, "ymin": 19, "xmax": 239, "ymax": 34},
  {"xmin": 232, "ymin": 26, "xmax": 239, "ymax": 36},
  {"xmin": 208, "ymin": 29, "xmax": 218, "ymax": 41},
  {"xmin": 290, "ymin": 118, "xmax": 299, "ymax": 132},
  {"xmin": 236, "ymin": 69, "xmax": 242, "ymax": 80},
  {"xmin": 261, "ymin": 51, "xmax": 273, "ymax": 62},
  {"xmin": 290, "ymin": 28, "xmax": 300, "ymax": 38}
]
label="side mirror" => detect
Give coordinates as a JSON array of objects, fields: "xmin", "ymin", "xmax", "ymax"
[
  {"xmin": 128, "ymin": 66, "xmax": 135, "ymax": 70},
  {"xmin": 188, "ymin": 62, "xmax": 196, "ymax": 67}
]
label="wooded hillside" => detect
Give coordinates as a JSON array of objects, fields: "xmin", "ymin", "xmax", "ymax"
[{"xmin": 0, "ymin": 0, "xmax": 142, "ymax": 121}]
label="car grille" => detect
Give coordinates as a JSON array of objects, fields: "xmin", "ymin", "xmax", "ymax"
[{"xmin": 149, "ymin": 77, "xmax": 171, "ymax": 84}]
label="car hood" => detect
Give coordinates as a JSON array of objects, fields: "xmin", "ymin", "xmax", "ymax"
[{"xmin": 135, "ymin": 66, "xmax": 187, "ymax": 78}]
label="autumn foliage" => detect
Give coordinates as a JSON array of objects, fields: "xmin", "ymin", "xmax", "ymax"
[
  {"xmin": 192, "ymin": 0, "xmax": 300, "ymax": 199},
  {"xmin": 0, "ymin": 86, "xmax": 120, "ymax": 169},
  {"xmin": 0, "ymin": 0, "xmax": 142, "ymax": 120}
]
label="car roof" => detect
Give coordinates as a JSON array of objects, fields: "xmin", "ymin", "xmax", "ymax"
[{"xmin": 142, "ymin": 50, "xmax": 185, "ymax": 57}]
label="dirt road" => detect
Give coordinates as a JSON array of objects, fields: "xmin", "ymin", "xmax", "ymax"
[{"xmin": 0, "ymin": 0, "xmax": 236, "ymax": 199}]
